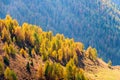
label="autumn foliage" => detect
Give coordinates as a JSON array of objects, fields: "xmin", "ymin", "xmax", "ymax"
[{"xmin": 0, "ymin": 15, "xmax": 98, "ymax": 80}]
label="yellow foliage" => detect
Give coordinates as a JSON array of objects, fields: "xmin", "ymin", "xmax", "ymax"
[
  {"xmin": 8, "ymin": 44, "xmax": 16, "ymax": 57},
  {"xmin": 22, "ymin": 23, "xmax": 34, "ymax": 45},
  {"xmin": 3, "ymin": 42, "xmax": 10, "ymax": 55},
  {"xmin": 63, "ymin": 47, "xmax": 71, "ymax": 62},
  {"xmin": 65, "ymin": 59, "xmax": 77, "ymax": 79},
  {"xmin": 75, "ymin": 42, "xmax": 84, "ymax": 52},
  {"xmin": 44, "ymin": 61, "xmax": 64, "ymax": 80},
  {"xmin": 0, "ymin": 62, "xmax": 4, "ymax": 75},
  {"xmin": 0, "ymin": 15, "xmax": 96, "ymax": 79},
  {"xmin": 56, "ymin": 33, "xmax": 61, "ymax": 40},
  {"xmin": 5, "ymin": 15, "xmax": 12, "ymax": 28},
  {"xmin": 58, "ymin": 49, "xmax": 63, "ymax": 62},
  {"xmin": 3, "ymin": 42, "xmax": 16, "ymax": 57},
  {"xmin": 73, "ymin": 52, "xmax": 78, "ymax": 65},
  {"xmin": 40, "ymin": 43, "xmax": 46, "ymax": 55},
  {"xmin": 0, "ymin": 20, "xmax": 6, "ymax": 33},
  {"xmin": 51, "ymin": 50, "xmax": 57, "ymax": 60},
  {"xmin": 48, "ymin": 48, "xmax": 52, "ymax": 55},
  {"xmin": 36, "ymin": 64, "xmax": 44, "ymax": 79},
  {"xmin": 20, "ymin": 48, "xmax": 28, "ymax": 58},
  {"xmin": 4, "ymin": 67, "xmax": 11, "ymax": 79},
  {"xmin": 85, "ymin": 46, "xmax": 97, "ymax": 61},
  {"xmin": 24, "ymin": 28, "xmax": 35, "ymax": 46},
  {"xmin": 1, "ymin": 27, "xmax": 11, "ymax": 42},
  {"xmin": 14, "ymin": 26, "xmax": 25, "ymax": 42},
  {"xmin": 46, "ymin": 31, "xmax": 53, "ymax": 40},
  {"xmin": 12, "ymin": 19, "xmax": 18, "ymax": 27},
  {"xmin": 31, "ymin": 48, "xmax": 36, "ymax": 58},
  {"xmin": 5, "ymin": 15, "xmax": 12, "ymax": 21},
  {"xmin": 4, "ymin": 67, "xmax": 18, "ymax": 80},
  {"xmin": 22, "ymin": 23, "xmax": 29, "ymax": 30}
]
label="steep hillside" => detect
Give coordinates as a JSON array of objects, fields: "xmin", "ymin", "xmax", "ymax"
[
  {"xmin": 0, "ymin": 0, "xmax": 120, "ymax": 65},
  {"xmin": 0, "ymin": 15, "xmax": 120, "ymax": 80},
  {"xmin": 0, "ymin": 15, "xmax": 93, "ymax": 80}
]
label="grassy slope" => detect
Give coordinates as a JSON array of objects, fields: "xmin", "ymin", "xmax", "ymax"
[
  {"xmin": 84, "ymin": 59, "xmax": 120, "ymax": 80},
  {"xmin": 86, "ymin": 68, "xmax": 120, "ymax": 80}
]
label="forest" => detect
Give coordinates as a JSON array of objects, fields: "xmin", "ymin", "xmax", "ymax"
[
  {"xmin": 0, "ymin": 0, "xmax": 120, "ymax": 65},
  {"xmin": 0, "ymin": 15, "xmax": 99, "ymax": 80}
]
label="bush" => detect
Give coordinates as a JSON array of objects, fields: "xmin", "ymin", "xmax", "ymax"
[
  {"xmin": 3, "ymin": 43, "xmax": 16, "ymax": 58},
  {"xmin": 75, "ymin": 69, "xmax": 88, "ymax": 80},
  {"xmin": 66, "ymin": 59, "xmax": 76, "ymax": 80},
  {"xmin": 44, "ymin": 61, "xmax": 64, "ymax": 80},
  {"xmin": 4, "ymin": 67, "xmax": 18, "ymax": 80},
  {"xmin": 85, "ymin": 47, "xmax": 97, "ymax": 61},
  {"xmin": 58, "ymin": 49, "xmax": 63, "ymax": 62},
  {"xmin": 108, "ymin": 60, "xmax": 112, "ymax": 68},
  {"xmin": 0, "ymin": 20, "xmax": 6, "ymax": 36},
  {"xmin": 36, "ymin": 63, "xmax": 44, "ymax": 79},
  {"xmin": 31, "ymin": 48, "xmax": 36, "ymax": 58},
  {"xmin": 1, "ymin": 27, "xmax": 11, "ymax": 43},
  {"xmin": 14, "ymin": 27, "xmax": 25, "ymax": 47},
  {"xmin": 0, "ymin": 62, "xmax": 4, "ymax": 75},
  {"xmin": 75, "ymin": 42, "xmax": 84, "ymax": 52},
  {"xmin": 20, "ymin": 48, "xmax": 28, "ymax": 58},
  {"xmin": 51, "ymin": 50, "xmax": 57, "ymax": 60},
  {"xmin": 3, "ymin": 42, "xmax": 10, "ymax": 55},
  {"xmin": 9, "ymin": 44, "xmax": 16, "ymax": 58},
  {"xmin": 65, "ymin": 59, "xmax": 88, "ymax": 80}
]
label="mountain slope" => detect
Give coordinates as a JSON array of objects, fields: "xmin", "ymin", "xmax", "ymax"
[
  {"xmin": 0, "ymin": 0, "xmax": 120, "ymax": 65},
  {"xmin": 0, "ymin": 15, "xmax": 120, "ymax": 80},
  {"xmin": 0, "ymin": 15, "xmax": 91, "ymax": 80}
]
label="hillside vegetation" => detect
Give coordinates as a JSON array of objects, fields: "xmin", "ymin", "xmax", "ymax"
[
  {"xmin": 0, "ymin": 15, "xmax": 100, "ymax": 80},
  {"xmin": 0, "ymin": 15, "xmax": 120, "ymax": 80},
  {"xmin": 0, "ymin": 0, "xmax": 120, "ymax": 65}
]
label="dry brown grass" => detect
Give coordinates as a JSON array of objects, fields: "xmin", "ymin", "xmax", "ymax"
[{"xmin": 85, "ymin": 67, "xmax": 120, "ymax": 80}]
